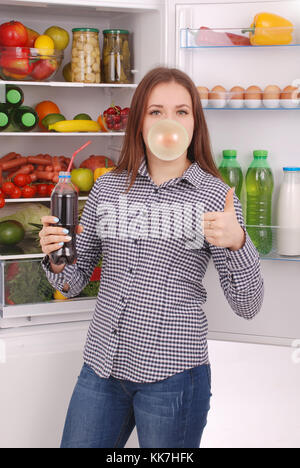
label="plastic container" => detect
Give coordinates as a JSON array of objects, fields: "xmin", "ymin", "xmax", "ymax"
[
  {"xmin": 102, "ymin": 29, "xmax": 131, "ymax": 83},
  {"xmin": 246, "ymin": 150, "xmax": 274, "ymax": 254},
  {"xmin": 50, "ymin": 171, "xmax": 78, "ymax": 265},
  {"xmin": 0, "ymin": 46, "xmax": 63, "ymax": 81},
  {"xmin": 277, "ymin": 167, "xmax": 300, "ymax": 256},
  {"xmin": 218, "ymin": 150, "xmax": 243, "ymax": 199},
  {"xmin": 71, "ymin": 28, "xmax": 101, "ymax": 83}
]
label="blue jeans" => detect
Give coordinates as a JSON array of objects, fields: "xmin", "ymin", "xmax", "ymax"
[{"xmin": 61, "ymin": 362, "xmax": 212, "ymax": 448}]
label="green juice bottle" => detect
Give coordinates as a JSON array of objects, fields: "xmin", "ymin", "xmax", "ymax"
[
  {"xmin": 246, "ymin": 150, "xmax": 274, "ymax": 255},
  {"xmin": 218, "ymin": 150, "xmax": 243, "ymax": 200},
  {"xmin": 10, "ymin": 106, "xmax": 39, "ymax": 132},
  {"xmin": 0, "ymin": 104, "xmax": 11, "ymax": 131}
]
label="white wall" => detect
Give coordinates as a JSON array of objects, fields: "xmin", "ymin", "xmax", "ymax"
[{"xmin": 0, "ymin": 323, "xmax": 299, "ymax": 448}]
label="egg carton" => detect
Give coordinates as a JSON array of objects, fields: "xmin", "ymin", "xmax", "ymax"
[{"xmin": 197, "ymin": 85, "xmax": 300, "ymax": 109}]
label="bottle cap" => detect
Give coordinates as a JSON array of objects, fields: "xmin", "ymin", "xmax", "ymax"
[
  {"xmin": 0, "ymin": 112, "xmax": 8, "ymax": 127},
  {"xmin": 283, "ymin": 167, "xmax": 300, "ymax": 171},
  {"xmin": 6, "ymin": 89, "xmax": 21, "ymax": 105},
  {"xmin": 253, "ymin": 150, "xmax": 268, "ymax": 158},
  {"xmin": 21, "ymin": 112, "xmax": 36, "ymax": 127},
  {"xmin": 59, "ymin": 171, "xmax": 71, "ymax": 178},
  {"xmin": 72, "ymin": 28, "xmax": 99, "ymax": 33},
  {"xmin": 223, "ymin": 150, "xmax": 237, "ymax": 158},
  {"xmin": 103, "ymin": 29, "xmax": 129, "ymax": 35}
]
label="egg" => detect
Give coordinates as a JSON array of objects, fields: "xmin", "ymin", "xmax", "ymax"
[
  {"xmin": 230, "ymin": 86, "xmax": 245, "ymax": 100},
  {"xmin": 280, "ymin": 85, "xmax": 299, "ymax": 108},
  {"xmin": 263, "ymin": 85, "xmax": 281, "ymax": 100},
  {"xmin": 209, "ymin": 85, "xmax": 227, "ymax": 100},
  {"xmin": 245, "ymin": 85, "xmax": 262, "ymax": 100},
  {"xmin": 280, "ymin": 85, "xmax": 298, "ymax": 100},
  {"xmin": 197, "ymin": 86, "xmax": 209, "ymax": 99}
]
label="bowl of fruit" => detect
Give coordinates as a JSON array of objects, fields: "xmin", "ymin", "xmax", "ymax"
[
  {"xmin": 99, "ymin": 105, "xmax": 130, "ymax": 132},
  {"xmin": 0, "ymin": 21, "xmax": 67, "ymax": 81}
]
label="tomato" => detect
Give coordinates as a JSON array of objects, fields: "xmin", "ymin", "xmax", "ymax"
[
  {"xmin": 0, "ymin": 188, "xmax": 4, "ymax": 197},
  {"xmin": 10, "ymin": 186, "xmax": 22, "ymax": 199},
  {"xmin": 0, "ymin": 197, "xmax": 5, "ymax": 208},
  {"xmin": 0, "ymin": 21, "xmax": 28, "ymax": 47},
  {"xmin": 36, "ymin": 183, "xmax": 48, "ymax": 197},
  {"xmin": 46, "ymin": 184, "xmax": 55, "ymax": 196},
  {"xmin": 21, "ymin": 185, "xmax": 37, "ymax": 198},
  {"xmin": 13, "ymin": 173, "xmax": 29, "ymax": 187},
  {"xmin": 2, "ymin": 181, "xmax": 16, "ymax": 195},
  {"xmin": 0, "ymin": 47, "xmax": 33, "ymax": 76}
]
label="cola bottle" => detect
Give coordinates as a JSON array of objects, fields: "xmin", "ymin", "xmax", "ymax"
[{"xmin": 50, "ymin": 171, "xmax": 78, "ymax": 265}]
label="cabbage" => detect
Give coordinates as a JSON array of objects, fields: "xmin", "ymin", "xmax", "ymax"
[{"xmin": 0, "ymin": 203, "xmax": 50, "ymax": 232}]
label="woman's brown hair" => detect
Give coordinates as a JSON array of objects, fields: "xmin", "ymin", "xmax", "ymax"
[{"xmin": 114, "ymin": 66, "xmax": 221, "ymax": 192}]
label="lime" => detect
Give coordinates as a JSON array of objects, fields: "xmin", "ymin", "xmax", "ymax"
[
  {"xmin": 0, "ymin": 221, "xmax": 25, "ymax": 245},
  {"xmin": 63, "ymin": 62, "xmax": 72, "ymax": 82},
  {"xmin": 44, "ymin": 26, "xmax": 70, "ymax": 51},
  {"xmin": 42, "ymin": 113, "xmax": 66, "ymax": 129},
  {"xmin": 74, "ymin": 113, "xmax": 92, "ymax": 120}
]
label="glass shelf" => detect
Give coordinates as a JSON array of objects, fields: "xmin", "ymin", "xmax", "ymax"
[
  {"xmin": 246, "ymin": 225, "xmax": 300, "ymax": 262},
  {"xmin": 180, "ymin": 27, "xmax": 300, "ymax": 48}
]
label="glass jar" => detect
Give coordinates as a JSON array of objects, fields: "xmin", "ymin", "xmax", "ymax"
[
  {"xmin": 102, "ymin": 29, "xmax": 131, "ymax": 84},
  {"xmin": 71, "ymin": 28, "xmax": 101, "ymax": 83}
]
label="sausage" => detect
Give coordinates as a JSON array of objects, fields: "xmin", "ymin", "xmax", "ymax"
[
  {"xmin": 8, "ymin": 164, "xmax": 34, "ymax": 179},
  {"xmin": 0, "ymin": 156, "xmax": 27, "ymax": 171},
  {"xmin": 35, "ymin": 171, "xmax": 55, "ymax": 181},
  {"xmin": 0, "ymin": 152, "xmax": 17, "ymax": 163},
  {"xmin": 27, "ymin": 156, "xmax": 52, "ymax": 165}
]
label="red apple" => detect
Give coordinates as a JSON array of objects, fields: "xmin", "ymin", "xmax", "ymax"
[
  {"xmin": 0, "ymin": 21, "xmax": 28, "ymax": 47},
  {"xmin": 31, "ymin": 59, "xmax": 57, "ymax": 81}
]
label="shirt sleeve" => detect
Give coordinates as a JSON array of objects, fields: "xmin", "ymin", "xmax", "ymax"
[
  {"xmin": 40, "ymin": 178, "xmax": 102, "ymax": 298},
  {"xmin": 208, "ymin": 192, "xmax": 264, "ymax": 320}
]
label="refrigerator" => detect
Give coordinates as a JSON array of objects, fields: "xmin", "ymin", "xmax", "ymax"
[{"xmin": 0, "ymin": 0, "xmax": 299, "ymax": 448}]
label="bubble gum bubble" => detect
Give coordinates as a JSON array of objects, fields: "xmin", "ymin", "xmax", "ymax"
[{"xmin": 147, "ymin": 119, "xmax": 189, "ymax": 161}]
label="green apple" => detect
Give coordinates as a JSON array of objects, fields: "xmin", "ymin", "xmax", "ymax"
[{"xmin": 71, "ymin": 168, "xmax": 94, "ymax": 192}]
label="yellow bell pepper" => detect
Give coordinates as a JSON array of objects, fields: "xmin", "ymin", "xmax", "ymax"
[
  {"xmin": 53, "ymin": 289, "xmax": 68, "ymax": 300},
  {"xmin": 94, "ymin": 158, "xmax": 116, "ymax": 181},
  {"xmin": 242, "ymin": 12, "xmax": 294, "ymax": 46}
]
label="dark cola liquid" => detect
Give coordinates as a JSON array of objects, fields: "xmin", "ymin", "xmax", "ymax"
[{"xmin": 50, "ymin": 191, "xmax": 78, "ymax": 265}]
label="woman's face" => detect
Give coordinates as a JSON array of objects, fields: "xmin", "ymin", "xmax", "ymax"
[{"xmin": 142, "ymin": 81, "xmax": 195, "ymax": 158}]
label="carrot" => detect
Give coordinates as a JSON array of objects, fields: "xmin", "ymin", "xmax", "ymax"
[{"xmin": 0, "ymin": 157, "xmax": 27, "ymax": 171}]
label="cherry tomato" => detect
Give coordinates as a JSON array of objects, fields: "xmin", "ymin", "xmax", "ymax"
[
  {"xmin": 114, "ymin": 105, "xmax": 121, "ymax": 114},
  {"xmin": 36, "ymin": 184, "xmax": 48, "ymax": 197},
  {"xmin": 2, "ymin": 181, "xmax": 16, "ymax": 195},
  {"xmin": 13, "ymin": 173, "xmax": 29, "ymax": 187},
  {"xmin": 0, "ymin": 196, "xmax": 5, "ymax": 208},
  {"xmin": 21, "ymin": 185, "xmax": 37, "ymax": 198},
  {"xmin": 114, "ymin": 123, "xmax": 122, "ymax": 131},
  {"xmin": 46, "ymin": 184, "xmax": 55, "ymax": 196},
  {"xmin": 10, "ymin": 186, "xmax": 22, "ymax": 199},
  {"xmin": 106, "ymin": 107, "xmax": 117, "ymax": 115},
  {"xmin": 0, "ymin": 188, "xmax": 4, "ymax": 197},
  {"xmin": 121, "ymin": 107, "xmax": 130, "ymax": 116}
]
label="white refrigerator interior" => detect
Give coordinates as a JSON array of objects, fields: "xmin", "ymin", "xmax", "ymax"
[{"xmin": 0, "ymin": 0, "xmax": 299, "ymax": 448}]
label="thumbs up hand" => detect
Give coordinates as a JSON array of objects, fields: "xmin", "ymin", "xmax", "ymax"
[{"xmin": 203, "ymin": 187, "xmax": 246, "ymax": 251}]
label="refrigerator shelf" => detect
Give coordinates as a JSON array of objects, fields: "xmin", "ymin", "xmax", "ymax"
[
  {"xmin": 0, "ymin": 81, "xmax": 138, "ymax": 89},
  {"xmin": 180, "ymin": 27, "xmax": 300, "ymax": 48},
  {"xmin": 0, "ymin": 132, "xmax": 125, "ymax": 137}
]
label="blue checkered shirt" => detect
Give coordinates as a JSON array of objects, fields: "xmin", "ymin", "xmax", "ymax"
[{"xmin": 41, "ymin": 155, "xmax": 264, "ymax": 383}]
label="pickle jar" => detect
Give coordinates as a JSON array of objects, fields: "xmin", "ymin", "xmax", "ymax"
[
  {"xmin": 71, "ymin": 28, "xmax": 101, "ymax": 83},
  {"xmin": 102, "ymin": 29, "xmax": 131, "ymax": 84}
]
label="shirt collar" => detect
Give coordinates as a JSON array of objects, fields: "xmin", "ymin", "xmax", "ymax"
[{"xmin": 137, "ymin": 154, "xmax": 206, "ymax": 189}]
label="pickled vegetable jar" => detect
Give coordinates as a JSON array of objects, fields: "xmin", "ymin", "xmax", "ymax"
[
  {"xmin": 71, "ymin": 28, "xmax": 101, "ymax": 83},
  {"xmin": 102, "ymin": 29, "xmax": 131, "ymax": 84}
]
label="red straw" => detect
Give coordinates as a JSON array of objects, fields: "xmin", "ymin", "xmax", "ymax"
[{"xmin": 67, "ymin": 140, "xmax": 92, "ymax": 172}]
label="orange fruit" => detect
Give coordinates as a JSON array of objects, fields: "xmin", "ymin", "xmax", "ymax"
[
  {"xmin": 97, "ymin": 114, "xmax": 108, "ymax": 133},
  {"xmin": 35, "ymin": 100, "xmax": 60, "ymax": 130}
]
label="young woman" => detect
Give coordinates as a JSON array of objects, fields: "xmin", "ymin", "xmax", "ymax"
[{"xmin": 40, "ymin": 67, "xmax": 264, "ymax": 448}]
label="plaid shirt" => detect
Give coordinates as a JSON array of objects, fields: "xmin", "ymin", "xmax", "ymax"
[{"xmin": 41, "ymin": 155, "xmax": 264, "ymax": 383}]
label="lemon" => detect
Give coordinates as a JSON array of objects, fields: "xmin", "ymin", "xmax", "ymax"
[
  {"xmin": 44, "ymin": 26, "xmax": 70, "ymax": 51},
  {"xmin": 34, "ymin": 34, "xmax": 55, "ymax": 57}
]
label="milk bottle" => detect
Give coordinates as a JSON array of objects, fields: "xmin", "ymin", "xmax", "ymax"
[{"xmin": 277, "ymin": 167, "xmax": 300, "ymax": 256}]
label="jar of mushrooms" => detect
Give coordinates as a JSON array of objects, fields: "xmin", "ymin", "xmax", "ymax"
[{"xmin": 71, "ymin": 28, "xmax": 101, "ymax": 83}]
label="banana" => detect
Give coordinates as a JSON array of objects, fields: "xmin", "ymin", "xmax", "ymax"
[{"xmin": 48, "ymin": 120, "xmax": 100, "ymax": 132}]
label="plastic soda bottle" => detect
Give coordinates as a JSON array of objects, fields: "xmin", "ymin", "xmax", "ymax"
[
  {"xmin": 50, "ymin": 171, "xmax": 78, "ymax": 265},
  {"xmin": 246, "ymin": 150, "xmax": 274, "ymax": 254},
  {"xmin": 218, "ymin": 150, "xmax": 243, "ymax": 199}
]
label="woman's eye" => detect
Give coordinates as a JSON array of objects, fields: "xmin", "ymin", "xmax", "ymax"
[
  {"xmin": 150, "ymin": 110, "xmax": 160, "ymax": 116},
  {"xmin": 177, "ymin": 110, "xmax": 188, "ymax": 115}
]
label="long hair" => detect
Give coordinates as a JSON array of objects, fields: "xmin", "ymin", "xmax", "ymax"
[{"xmin": 113, "ymin": 66, "xmax": 221, "ymax": 192}]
